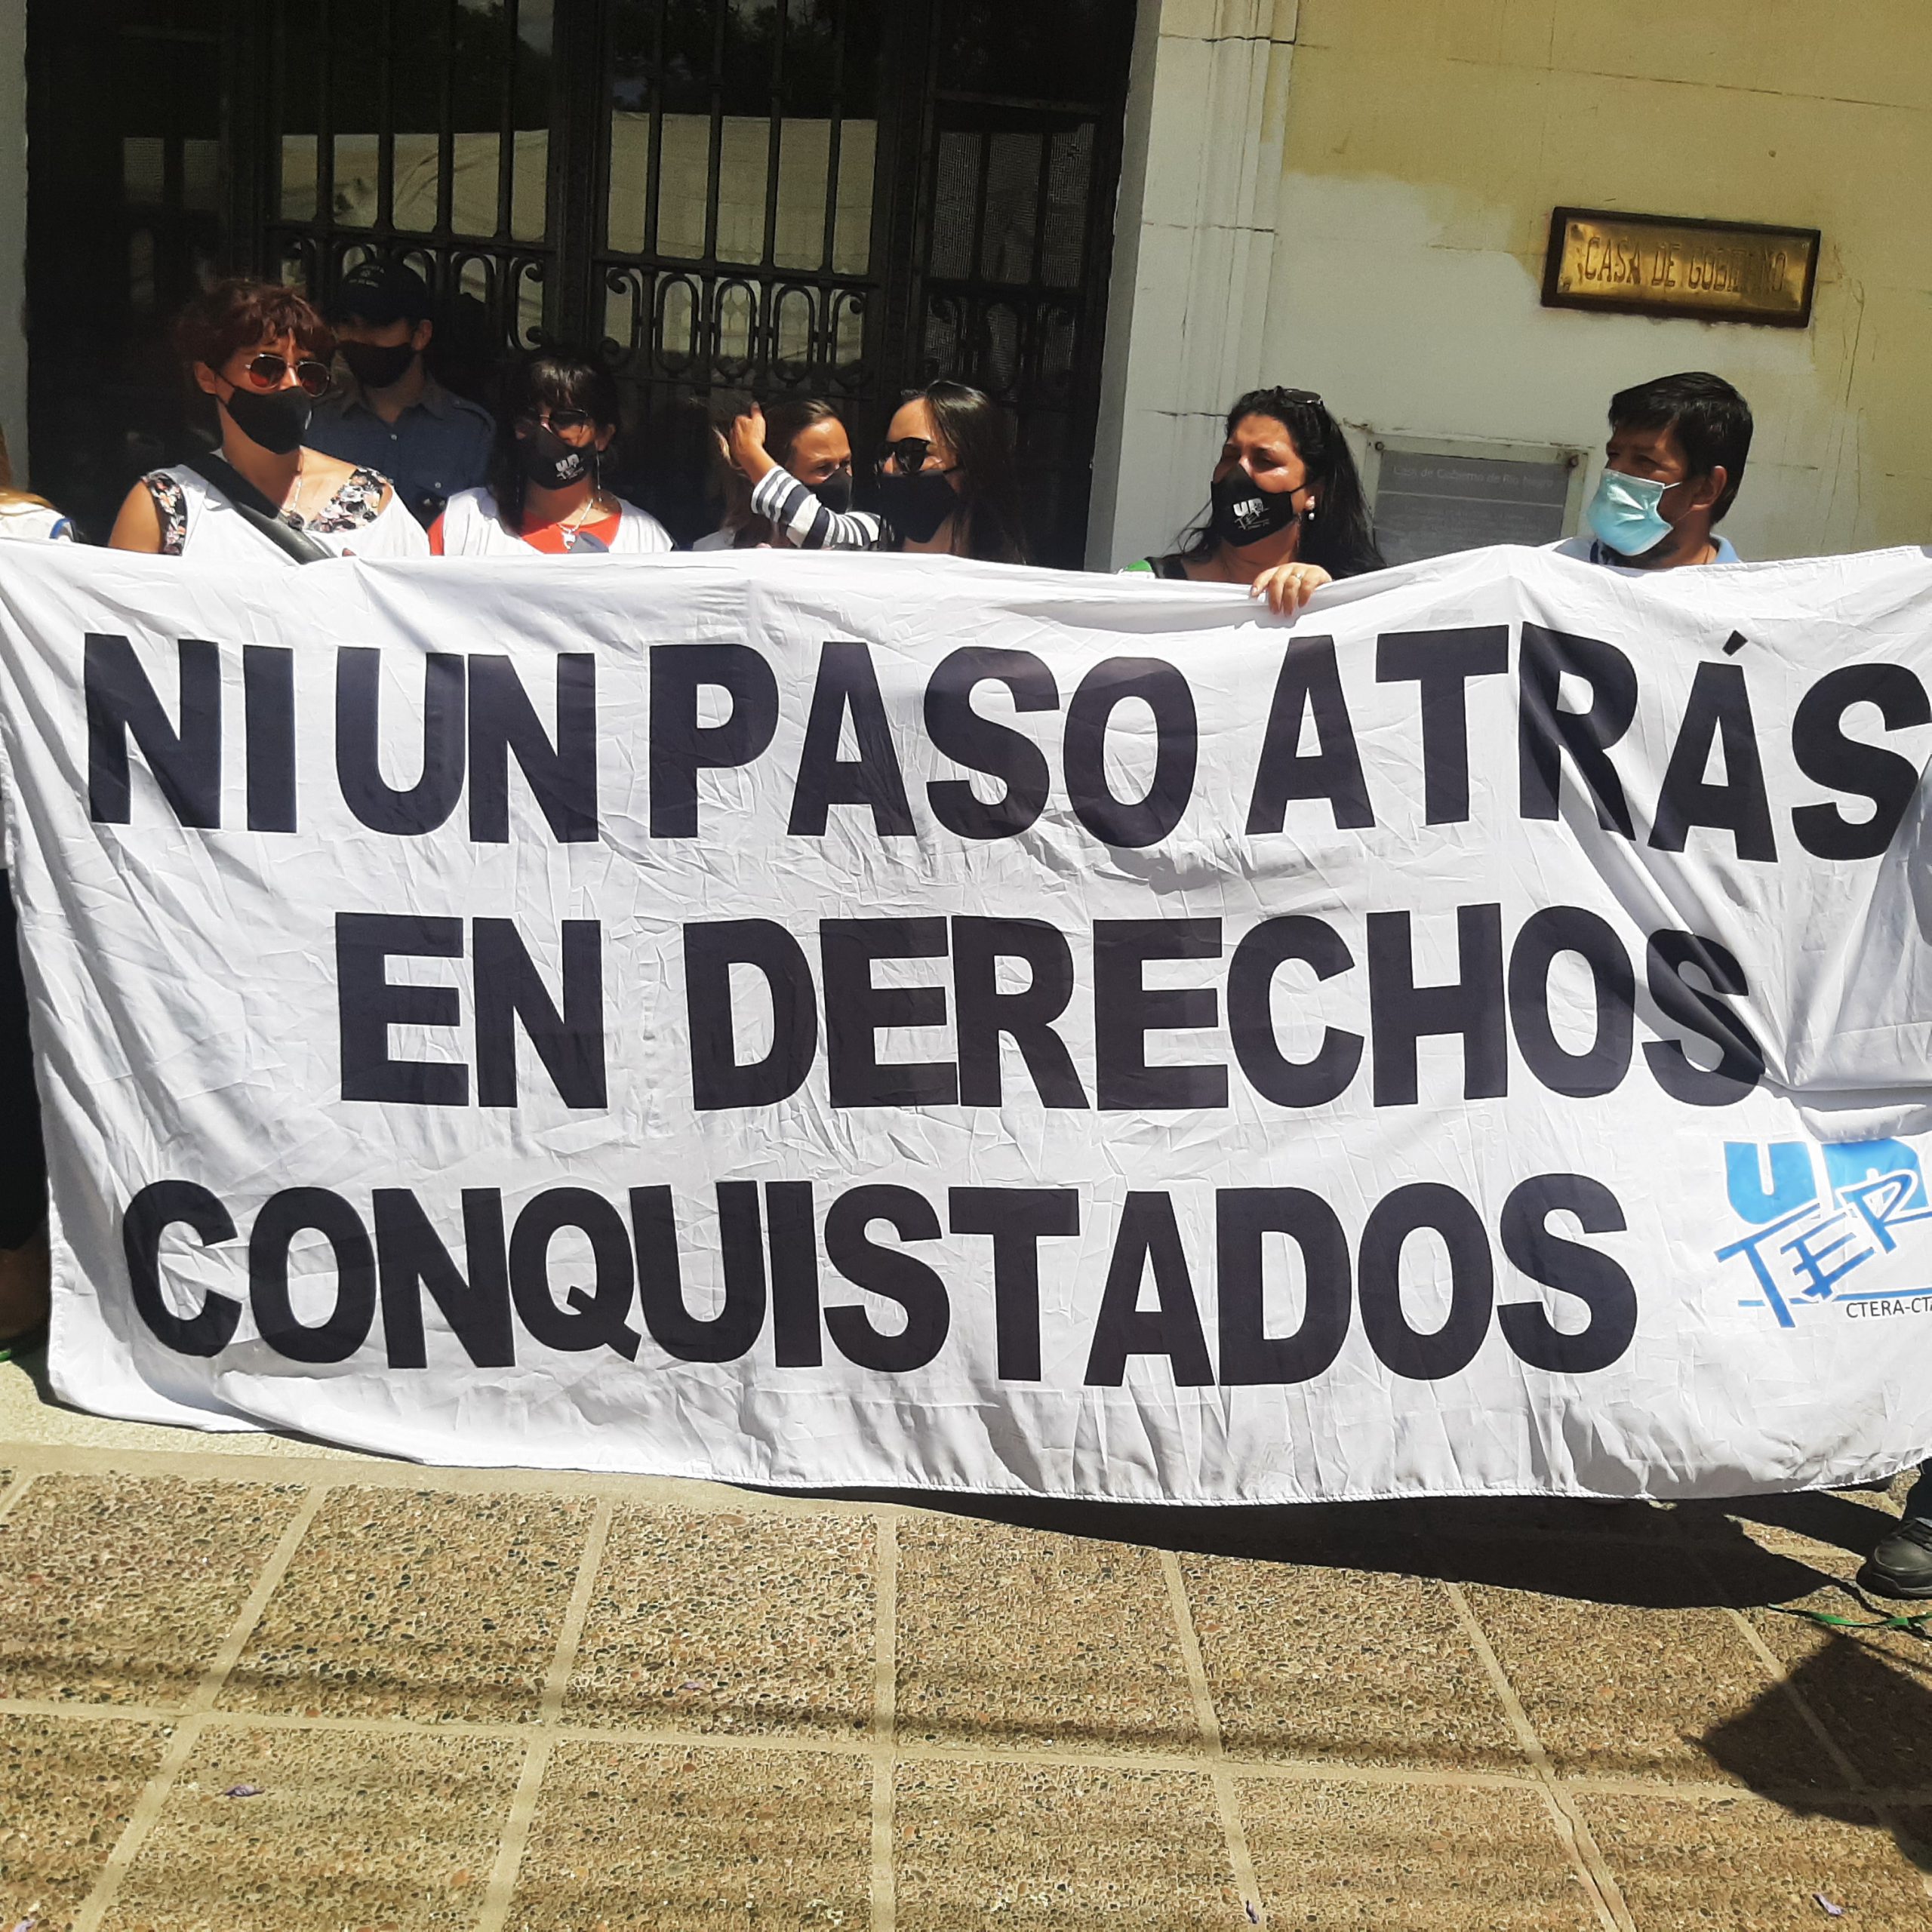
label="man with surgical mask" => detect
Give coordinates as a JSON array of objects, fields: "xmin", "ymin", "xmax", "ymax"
[
  {"xmin": 1553, "ymin": 371, "xmax": 1752, "ymax": 570},
  {"xmin": 306, "ymin": 261, "xmax": 494, "ymax": 527}
]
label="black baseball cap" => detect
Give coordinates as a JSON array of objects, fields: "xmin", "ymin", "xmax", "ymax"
[{"xmin": 329, "ymin": 260, "xmax": 432, "ymax": 327}]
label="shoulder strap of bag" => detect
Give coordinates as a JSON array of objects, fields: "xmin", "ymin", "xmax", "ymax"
[{"xmin": 180, "ymin": 453, "xmax": 334, "ymax": 565}]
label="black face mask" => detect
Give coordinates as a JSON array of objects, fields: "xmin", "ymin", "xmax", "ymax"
[
  {"xmin": 808, "ymin": 467, "xmax": 854, "ymax": 515},
  {"xmin": 1209, "ymin": 466, "xmax": 1300, "ymax": 547},
  {"xmin": 340, "ymin": 340, "xmax": 417, "ymax": 391},
  {"xmin": 515, "ymin": 424, "xmax": 594, "ymax": 492},
  {"xmin": 222, "ymin": 384, "xmax": 312, "ymax": 456},
  {"xmin": 878, "ymin": 467, "xmax": 958, "ymax": 544}
]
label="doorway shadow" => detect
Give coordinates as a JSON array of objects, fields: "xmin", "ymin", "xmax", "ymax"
[
  {"xmin": 1703, "ymin": 1625, "xmax": 1932, "ymax": 1873},
  {"xmin": 812, "ymin": 1481, "xmax": 1838, "ymax": 1608},
  {"xmin": 824, "ymin": 1475, "xmax": 1932, "ymax": 1874}
]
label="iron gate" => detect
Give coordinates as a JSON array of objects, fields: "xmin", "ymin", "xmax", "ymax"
[{"xmin": 28, "ymin": 0, "xmax": 1137, "ymax": 562}]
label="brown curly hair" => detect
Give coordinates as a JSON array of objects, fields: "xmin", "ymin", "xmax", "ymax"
[{"xmin": 173, "ymin": 278, "xmax": 334, "ymax": 373}]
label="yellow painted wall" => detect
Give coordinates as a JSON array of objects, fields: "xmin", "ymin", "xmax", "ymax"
[{"xmin": 1266, "ymin": 0, "xmax": 1932, "ymax": 559}]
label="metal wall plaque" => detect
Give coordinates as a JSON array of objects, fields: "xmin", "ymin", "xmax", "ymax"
[
  {"xmin": 1543, "ymin": 208, "xmax": 1820, "ymax": 328},
  {"xmin": 1370, "ymin": 445, "xmax": 1580, "ymax": 565}
]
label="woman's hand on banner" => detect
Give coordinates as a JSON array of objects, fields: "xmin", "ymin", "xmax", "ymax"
[{"xmin": 1251, "ymin": 561, "xmax": 1331, "ymax": 616}]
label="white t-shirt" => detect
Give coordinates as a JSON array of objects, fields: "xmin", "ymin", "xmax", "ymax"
[
  {"xmin": 143, "ymin": 463, "xmax": 427, "ymax": 564},
  {"xmin": 434, "ymin": 486, "xmax": 674, "ymax": 556},
  {"xmin": 0, "ymin": 501, "xmax": 75, "ymax": 543}
]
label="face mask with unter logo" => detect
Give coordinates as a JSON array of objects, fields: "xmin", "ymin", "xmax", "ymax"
[
  {"xmin": 515, "ymin": 424, "xmax": 592, "ymax": 491},
  {"xmin": 1209, "ymin": 466, "xmax": 1300, "ymax": 546},
  {"xmin": 1585, "ymin": 469, "xmax": 1675, "ymax": 556}
]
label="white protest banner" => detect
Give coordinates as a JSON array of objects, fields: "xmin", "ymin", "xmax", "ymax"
[{"xmin": 1, "ymin": 541, "xmax": 1930, "ymax": 1502}]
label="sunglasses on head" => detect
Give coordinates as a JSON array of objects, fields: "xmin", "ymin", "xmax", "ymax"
[
  {"xmin": 242, "ymin": 352, "xmax": 333, "ymax": 397},
  {"xmin": 514, "ymin": 409, "xmax": 595, "ymax": 436},
  {"xmin": 878, "ymin": 435, "xmax": 956, "ymax": 475}
]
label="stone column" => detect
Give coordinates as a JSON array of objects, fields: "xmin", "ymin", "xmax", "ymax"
[{"xmin": 1086, "ymin": 0, "xmax": 1298, "ymax": 568}]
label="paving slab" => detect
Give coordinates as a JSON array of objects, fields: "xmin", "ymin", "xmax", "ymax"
[
  {"xmin": 1578, "ymin": 1791, "xmax": 1932, "ymax": 1930},
  {"xmin": 1463, "ymin": 1584, "xmax": 1831, "ymax": 1789},
  {"xmin": 895, "ymin": 1514, "xmax": 1197, "ymax": 1755},
  {"xmin": 506, "ymin": 1740, "xmax": 872, "ymax": 1930},
  {"xmin": 103, "ymin": 1726, "xmax": 518, "ymax": 1932},
  {"xmin": 894, "ymin": 1760, "xmax": 1235, "ymax": 1930},
  {"xmin": 221, "ymin": 1485, "xmax": 593, "ymax": 1724},
  {"xmin": 565, "ymin": 1503, "xmax": 875, "ymax": 1740},
  {"xmin": 0, "ymin": 1474, "xmax": 302, "ymax": 1706},
  {"xmin": 1238, "ymin": 1775, "xmax": 1601, "ymax": 1929},
  {"xmin": 1183, "ymin": 1557, "xmax": 1521, "ymax": 1769},
  {"xmin": 0, "ymin": 1712, "xmax": 170, "ymax": 1927}
]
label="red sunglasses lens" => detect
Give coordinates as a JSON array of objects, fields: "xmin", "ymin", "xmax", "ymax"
[{"xmin": 245, "ymin": 354, "xmax": 331, "ymax": 396}]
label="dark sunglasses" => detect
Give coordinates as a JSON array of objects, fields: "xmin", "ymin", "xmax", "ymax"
[
  {"xmin": 1275, "ymin": 387, "xmax": 1324, "ymax": 407},
  {"xmin": 243, "ymin": 352, "xmax": 333, "ymax": 397},
  {"xmin": 514, "ymin": 408, "xmax": 595, "ymax": 436},
  {"xmin": 877, "ymin": 435, "xmax": 957, "ymax": 476}
]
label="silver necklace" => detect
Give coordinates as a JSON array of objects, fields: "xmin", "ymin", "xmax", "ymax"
[
  {"xmin": 559, "ymin": 492, "xmax": 608, "ymax": 549},
  {"xmin": 282, "ymin": 451, "xmax": 312, "ymax": 526}
]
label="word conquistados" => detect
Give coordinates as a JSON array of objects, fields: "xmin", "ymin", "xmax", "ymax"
[{"xmin": 122, "ymin": 1171, "xmax": 1637, "ymax": 1382}]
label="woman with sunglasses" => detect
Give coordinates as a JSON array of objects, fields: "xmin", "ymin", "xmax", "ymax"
[
  {"xmin": 717, "ymin": 398, "xmax": 882, "ymax": 550},
  {"xmin": 1125, "ymin": 387, "xmax": 1383, "ymax": 614},
  {"xmin": 431, "ymin": 352, "xmax": 670, "ymax": 556},
  {"xmin": 109, "ymin": 279, "xmax": 426, "ymax": 559},
  {"xmin": 877, "ymin": 383, "xmax": 1028, "ymax": 563}
]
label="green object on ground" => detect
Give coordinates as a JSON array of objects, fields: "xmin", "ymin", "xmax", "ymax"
[
  {"xmin": 0, "ymin": 1321, "xmax": 46, "ymax": 1365},
  {"xmin": 1771, "ymin": 1583, "xmax": 1932, "ymax": 1640}
]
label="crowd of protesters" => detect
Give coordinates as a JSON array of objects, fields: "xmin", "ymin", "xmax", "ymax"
[
  {"xmin": 5, "ymin": 265, "xmax": 1924, "ymax": 1606},
  {"xmin": 7, "ymin": 269, "xmax": 1369, "ymax": 612}
]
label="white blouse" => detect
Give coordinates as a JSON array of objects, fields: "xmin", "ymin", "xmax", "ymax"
[
  {"xmin": 435, "ymin": 486, "xmax": 675, "ymax": 556},
  {"xmin": 141, "ymin": 462, "xmax": 429, "ymax": 564}
]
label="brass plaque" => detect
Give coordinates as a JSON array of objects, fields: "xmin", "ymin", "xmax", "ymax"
[{"xmin": 1543, "ymin": 208, "xmax": 1820, "ymax": 328}]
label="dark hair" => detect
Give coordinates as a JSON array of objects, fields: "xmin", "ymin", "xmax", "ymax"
[
  {"xmin": 633, "ymin": 393, "xmax": 729, "ymax": 549},
  {"xmin": 1179, "ymin": 388, "xmax": 1383, "ymax": 577},
  {"xmin": 900, "ymin": 381, "xmax": 1028, "ymax": 565},
  {"xmin": 763, "ymin": 396, "xmax": 844, "ymax": 472},
  {"xmin": 1607, "ymin": 371, "xmax": 1752, "ymax": 522},
  {"xmin": 174, "ymin": 278, "xmax": 334, "ymax": 372},
  {"xmin": 486, "ymin": 350, "xmax": 623, "ymax": 533},
  {"xmin": 718, "ymin": 397, "xmax": 847, "ymax": 547}
]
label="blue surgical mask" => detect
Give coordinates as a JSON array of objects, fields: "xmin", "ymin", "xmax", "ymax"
[{"xmin": 1586, "ymin": 469, "xmax": 1675, "ymax": 557}]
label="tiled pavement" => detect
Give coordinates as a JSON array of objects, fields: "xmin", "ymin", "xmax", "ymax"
[{"xmin": 2, "ymin": 1359, "xmax": 1930, "ymax": 1929}]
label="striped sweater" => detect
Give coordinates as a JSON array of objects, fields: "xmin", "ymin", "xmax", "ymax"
[{"xmin": 750, "ymin": 466, "xmax": 886, "ymax": 551}]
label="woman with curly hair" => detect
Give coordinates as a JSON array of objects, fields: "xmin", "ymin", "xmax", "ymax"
[{"xmin": 109, "ymin": 278, "xmax": 426, "ymax": 561}]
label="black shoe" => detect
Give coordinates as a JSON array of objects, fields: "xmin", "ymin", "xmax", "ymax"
[{"xmin": 1858, "ymin": 1517, "xmax": 1932, "ymax": 1600}]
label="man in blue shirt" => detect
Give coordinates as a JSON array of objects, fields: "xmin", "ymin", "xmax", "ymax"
[
  {"xmin": 307, "ymin": 262, "xmax": 495, "ymax": 527},
  {"xmin": 1552, "ymin": 371, "xmax": 1750, "ymax": 569},
  {"xmin": 1551, "ymin": 372, "xmax": 1930, "ymax": 1596}
]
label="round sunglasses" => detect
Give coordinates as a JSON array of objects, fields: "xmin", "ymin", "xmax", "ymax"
[{"xmin": 242, "ymin": 351, "xmax": 334, "ymax": 397}]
